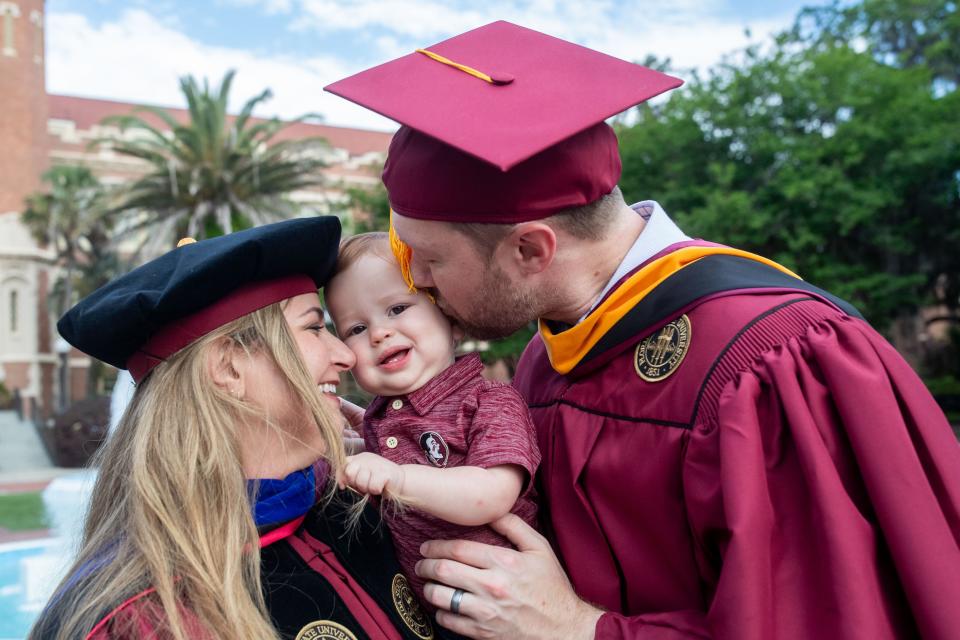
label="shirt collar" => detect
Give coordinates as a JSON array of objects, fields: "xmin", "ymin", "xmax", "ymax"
[
  {"xmin": 580, "ymin": 200, "xmax": 690, "ymax": 322},
  {"xmin": 366, "ymin": 352, "xmax": 484, "ymax": 417}
]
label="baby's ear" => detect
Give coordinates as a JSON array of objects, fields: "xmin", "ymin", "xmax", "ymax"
[{"xmin": 451, "ymin": 322, "xmax": 466, "ymax": 342}]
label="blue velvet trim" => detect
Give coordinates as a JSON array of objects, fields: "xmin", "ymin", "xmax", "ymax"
[{"xmin": 248, "ymin": 466, "xmax": 316, "ymax": 528}]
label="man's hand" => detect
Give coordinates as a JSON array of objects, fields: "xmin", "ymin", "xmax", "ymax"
[
  {"xmin": 340, "ymin": 452, "xmax": 405, "ymax": 497},
  {"xmin": 416, "ymin": 514, "xmax": 603, "ymax": 640}
]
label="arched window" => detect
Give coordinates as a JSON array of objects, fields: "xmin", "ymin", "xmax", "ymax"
[
  {"xmin": 0, "ymin": 2, "xmax": 20, "ymax": 58},
  {"xmin": 9, "ymin": 289, "xmax": 18, "ymax": 333},
  {"xmin": 29, "ymin": 9, "xmax": 40, "ymax": 64}
]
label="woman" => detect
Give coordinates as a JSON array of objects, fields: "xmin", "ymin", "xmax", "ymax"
[{"xmin": 30, "ymin": 217, "xmax": 440, "ymax": 640}]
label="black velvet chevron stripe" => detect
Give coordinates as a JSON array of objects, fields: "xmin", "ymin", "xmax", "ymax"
[{"xmin": 580, "ymin": 254, "xmax": 863, "ymax": 366}]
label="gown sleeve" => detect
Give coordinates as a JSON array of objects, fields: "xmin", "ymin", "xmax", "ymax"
[
  {"xmin": 593, "ymin": 314, "xmax": 960, "ymax": 639},
  {"xmin": 85, "ymin": 590, "xmax": 212, "ymax": 640}
]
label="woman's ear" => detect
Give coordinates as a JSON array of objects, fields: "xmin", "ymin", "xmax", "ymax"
[{"xmin": 207, "ymin": 336, "xmax": 246, "ymax": 400}]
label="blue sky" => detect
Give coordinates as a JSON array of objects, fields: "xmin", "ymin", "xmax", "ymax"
[{"xmin": 46, "ymin": 0, "xmax": 811, "ymax": 130}]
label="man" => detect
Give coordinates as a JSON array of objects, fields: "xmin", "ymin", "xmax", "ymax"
[{"xmin": 326, "ymin": 21, "xmax": 960, "ymax": 640}]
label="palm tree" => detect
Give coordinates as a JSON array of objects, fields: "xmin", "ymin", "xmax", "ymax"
[
  {"xmin": 23, "ymin": 165, "xmax": 117, "ymax": 398},
  {"xmin": 99, "ymin": 70, "xmax": 329, "ymax": 253},
  {"xmin": 22, "ymin": 165, "xmax": 113, "ymax": 317}
]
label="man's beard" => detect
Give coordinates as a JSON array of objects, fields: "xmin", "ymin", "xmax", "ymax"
[{"xmin": 436, "ymin": 263, "xmax": 539, "ymax": 340}]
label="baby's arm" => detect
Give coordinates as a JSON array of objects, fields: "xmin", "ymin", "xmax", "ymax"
[{"xmin": 340, "ymin": 452, "xmax": 524, "ymax": 527}]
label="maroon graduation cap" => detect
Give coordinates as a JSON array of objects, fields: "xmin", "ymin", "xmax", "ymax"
[{"xmin": 325, "ymin": 20, "xmax": 682, "ymax": 223}]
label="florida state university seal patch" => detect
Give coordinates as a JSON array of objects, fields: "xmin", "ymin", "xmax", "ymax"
[
  {"xmin": 295, "ymin": 620, "xmax": 358, "ymax": 640},
  {"xmin": 391, "ymin": 573, "xmax": 434, "ymax": 639},
  {"xmin": 634, "ymin": 315, "xmax": 692, "ymax": 382}
]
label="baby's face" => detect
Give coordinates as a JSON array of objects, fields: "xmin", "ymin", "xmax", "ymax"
[{"xmin": 326, "ymin": 252, "xmax": 458, "ymax": 397}]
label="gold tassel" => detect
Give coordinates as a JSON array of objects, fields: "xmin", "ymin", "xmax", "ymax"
[
  {"xmin": 389, "ymin": 209, "xmax": 416, "ymax": 292},
  {"xmin": 388, "ymin": 210, "xmax": 435, "ymax": 303}
]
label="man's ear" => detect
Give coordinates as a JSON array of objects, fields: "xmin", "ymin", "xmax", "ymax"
[
  {"xmin": 501, "ymin": 222, "xmax": 557, "ymax": 275},
  {"xmin": 207, "ymin": 336, "xmax": 246, "ymax": 399}
]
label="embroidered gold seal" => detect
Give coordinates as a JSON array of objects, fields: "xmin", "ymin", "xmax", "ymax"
[
  {"xmin": 391, "ymin": 573, "xmax": 434, "ymax": 639},
  {"xmin": 634, "ymin": 315, "xmax": 692, "ymax": 382},
  {"xmin": 295, "ymin": 619, "xmax": 358, "ymax": 640}
]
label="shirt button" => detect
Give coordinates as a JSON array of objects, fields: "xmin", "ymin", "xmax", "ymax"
[
  {"xmin": 391, "ymin": 399, "xmax": 404, "ymax": 410},
  {"xmin": 386, "ymin": 436, "xmax": 399, "ymax": 449}
]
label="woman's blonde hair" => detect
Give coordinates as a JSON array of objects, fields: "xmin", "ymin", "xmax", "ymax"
[{"xmin": 30, "ymin": 300, "xmax": 346, "ymax": 640}]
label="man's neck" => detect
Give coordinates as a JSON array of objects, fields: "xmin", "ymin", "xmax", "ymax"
[{"xmin": 546, "ymin": 205, "xmax": 647, "ymax": 326}]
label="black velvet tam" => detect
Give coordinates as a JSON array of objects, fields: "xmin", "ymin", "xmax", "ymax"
[{"xmin": 57, "ymin": 216, "xmax": 341, "ymax": 371}]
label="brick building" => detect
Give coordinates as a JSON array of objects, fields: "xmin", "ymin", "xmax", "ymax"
[{"xmin": 0, "ymin": 0, "xmax": 392, "ymax": 418}]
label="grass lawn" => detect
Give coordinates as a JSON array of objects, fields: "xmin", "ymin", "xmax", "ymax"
[{"xmin": 0, "ymin": 491, "xmax": 48, "ymax": 531}]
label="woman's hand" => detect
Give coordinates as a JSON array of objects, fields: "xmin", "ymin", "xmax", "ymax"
[
  {"xmin": 340, "ymin": 452, "xmax": 405, "ymax": 497},
  {"xmin": 339, "ymin": 398, "xmax": 366, "ymax": 455},
  {"xmin": 339, "ymin": 397, "xmax": 365, "ymax": 429}
]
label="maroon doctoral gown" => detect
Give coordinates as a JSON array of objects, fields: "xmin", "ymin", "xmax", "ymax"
[{"xmin": 513, "ymin": 246, "xmax": 960, "ymax": 639}]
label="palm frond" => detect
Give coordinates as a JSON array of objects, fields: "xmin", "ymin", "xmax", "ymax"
[{"xmin": 99, "ymin": 70, "xmax": 329, "ymax": 241}]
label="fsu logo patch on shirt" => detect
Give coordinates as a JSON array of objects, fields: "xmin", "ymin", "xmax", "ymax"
[
  {"xmin": 419, "ymin": 431, "xmax": 449, "ymax": 468},
  {"xmin": 391, "ymin": 573, "xmax": 434, "ymax": 639},
  {"xmin": 295, "ymin": 620, "xmax": 358, "ymax": 640},
  {"xmin": 634, "ymin": 314, "xmax": 692, "ymax": 382}
]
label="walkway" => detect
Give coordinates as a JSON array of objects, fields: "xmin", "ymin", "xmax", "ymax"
[
  {"xmin": 0, "ymin": 411, "xmax": 69, "ymax": 543},
  {"xmin": 0, "ymin": 411, "xmax": 53, "ymax": 479}
]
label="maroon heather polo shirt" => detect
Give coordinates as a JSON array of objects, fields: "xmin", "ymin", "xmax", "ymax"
[{"xmin": 363, "ymin": 353, "xmax": 540, "ymax": 604}]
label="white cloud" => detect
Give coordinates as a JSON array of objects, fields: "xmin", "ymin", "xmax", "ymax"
[
  {"xmin": 290, "ymin": 0, "xmax": 793, "ymax": 77},
  {"xmin": 46, "ymin": 9, "xmax": 397, "ymax": 130},
  {"xmin": 292, "ymin": 0, "xmax": 727, "ymax": 42},
  {"xmin": 45, "ymin": 2, "xmax": 797, "ymax": 131},
  {"xmin": 591, "ymin": 15, "xmax": 791, "ymax": 73},
  {"xmin": 293, "ymin": 0, "xmax": 491, "ymax": 38},
  {"xmin": 218, "ymin": 0, "xmax": 295, "ymax": 15}
]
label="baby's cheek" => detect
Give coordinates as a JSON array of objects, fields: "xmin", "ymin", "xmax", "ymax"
[{"xmin": 352, "ymin": 359, "xmax": 380, "ymax": 390}]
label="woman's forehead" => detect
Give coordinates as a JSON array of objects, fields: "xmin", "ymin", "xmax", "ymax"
[{"xmin": 284, "ymin": 292, "xmax": 323, "ymax": 317}]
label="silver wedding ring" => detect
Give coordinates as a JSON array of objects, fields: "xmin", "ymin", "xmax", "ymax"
[{"xmin": 450, "ymin": 588, "xmax": 465, "ymax": 615}]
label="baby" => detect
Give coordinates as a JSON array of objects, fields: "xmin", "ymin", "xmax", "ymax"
[{"xmin": 325, "ymin": 232, "xmax": 540, "ymax": 603}]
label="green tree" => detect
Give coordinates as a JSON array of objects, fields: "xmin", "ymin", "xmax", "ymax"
[
  {"xmin": 618, "ymin": 1, "xmax": 960, "ymax": 346},
  {"xmin": 100, "ymin": 70, "xmax": 329, "ymax": 251},
  {"xmin": 22, "ymin": 165, "xmax": 117, "ymax": 397},
  {"xmin": 22, "ymin": 165, "xmax": 114, "ymax": 317},
  {"xmin": 795, "ymin": 0, "xmax": 960, "ymax": 86},
  {"xmin": 342, "ymin": 166, "xmax": 391, "ymax": 233}
]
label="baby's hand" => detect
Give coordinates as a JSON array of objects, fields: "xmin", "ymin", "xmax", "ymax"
[{"xmin": 341, "ymin": 452, "xmax": 405, "ymax": 497}]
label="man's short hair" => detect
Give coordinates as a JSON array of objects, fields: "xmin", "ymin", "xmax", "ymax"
[{"xmin": 455, "ymin": 186, "xmax": 625, "ymax": 256}]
